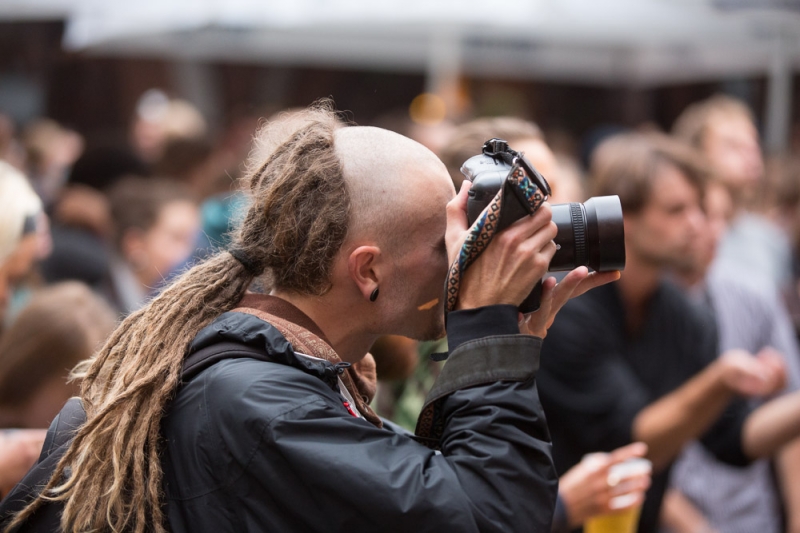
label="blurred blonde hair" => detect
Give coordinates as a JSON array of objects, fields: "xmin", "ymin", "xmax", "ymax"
[
  {"xmin": 0, "ymin": 161, "xmax": 41, "ymax": 263},
  {"xmin": 672, "ymin": 94, "xmax": 755, "ymax": 149},
  {"xmin": 161, "ymin": 100, "xmax": 207, "ymax": 141}
]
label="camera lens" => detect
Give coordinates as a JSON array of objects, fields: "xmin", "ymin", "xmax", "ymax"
[{"xmin": 549, "ymin": 195, "xmax": 625, "ymax": 272}]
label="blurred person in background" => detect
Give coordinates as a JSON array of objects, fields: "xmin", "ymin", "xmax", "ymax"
[
  {"xmin": 663, "ymin": 177, "xmax": 800, "ymax": 533},
  {"xmin": 155, "ymin": 138, "xmax": 216, "ymax": 198},
  {"xmin": 0, "ymin": 161, "xmax": 51, "ymax": 500},
  {"xmin": 762, "ymin": 158, "xmax": 800, "ymax": 339},
  {"xmin": 154, "ymin": 131, "xmax": 249, "ymax": 252},
  {"xmin": 0, "ymin": 283, "xmax": 115, "ymax": 499},
  {"xmin": 39, "ymin": 144, "xmax": 150, "ymax": 291},
  {"xmin": 0, "ymin": 281, "xmax": 116, "ymax": 430},
  {"xmin": 439, "ymin": 116, "xmax": 585, "ymax": 203},
  {"xmin": 22, "ymin": 119, "xmax": 84, "ymax": 208},
  {"xmin": 0, "ymin": 115, "xmax": 26, "ymax": 171},
  {"xmin": 538, "ymin": 132, "xmax": 800, "ymax": 533},
  {"xmin": 0, "ymin": 161, "xmax": 48, "ymax": 327},
  {"xmin": 130, "ymin": 89, "xmax": 208, "ymax": 164},
  {"xmin": 104, "ymin": 176, "xmax": 200, "ymax": 315},
  {"xmin": 672, "ymin": 94, "xmax": 792, "ymax": 293}
]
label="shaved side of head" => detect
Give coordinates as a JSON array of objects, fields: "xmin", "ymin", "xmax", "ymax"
[{"xmin": 334, "ymin": 126, "xmax": 454, "ymax": 248}]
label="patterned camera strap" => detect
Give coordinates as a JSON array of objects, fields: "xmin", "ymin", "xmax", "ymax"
[{"xmin": 445, "ymin": 164, "xmax": 547, "ymax": 313}]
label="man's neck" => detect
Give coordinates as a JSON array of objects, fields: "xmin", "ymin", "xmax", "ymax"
[
  {"xmin": 672, "ymin": 267, "xmax": 706, "ymax": 291},
  {"xmin": 269, "ymin": 290, "xmax": 376, "ymax": 364}
]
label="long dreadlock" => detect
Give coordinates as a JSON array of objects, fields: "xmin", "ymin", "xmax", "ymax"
[{"xmin": 7, "ymin": 100, "xmax": 350, "ymax": 533}]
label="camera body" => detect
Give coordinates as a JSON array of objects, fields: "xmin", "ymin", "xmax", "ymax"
[{"xmin": 462, "ymin": 139, "xmax": 626, "ymax": 313}]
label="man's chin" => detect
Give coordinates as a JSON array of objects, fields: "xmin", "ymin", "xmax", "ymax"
[{"xmin": 412, "ymin": 316, "xmax": 446, "ymax": 342}]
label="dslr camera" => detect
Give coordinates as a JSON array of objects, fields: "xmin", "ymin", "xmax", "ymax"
[{"xmin": 462, "ymin": 138, "xmax": 625, "ymax": 313}]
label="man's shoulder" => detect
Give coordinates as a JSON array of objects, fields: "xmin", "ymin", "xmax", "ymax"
[
  {"xmin": 194, "ymin": 357, "xmax": 338, "ymax": 419},
  {"xmin": 656, "ymin": 280, "xmax": 716, "ymax": 334},
  {"xmin": 164, "ymin": 356, "xmax": 343, "ymax": 455}
]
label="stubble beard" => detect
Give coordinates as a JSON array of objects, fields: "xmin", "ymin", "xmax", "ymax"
[{"xmin": 406, "ymin": 305, "xmax": 447, "ymax": 342}]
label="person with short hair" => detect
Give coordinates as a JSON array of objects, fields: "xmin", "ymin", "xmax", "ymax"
[
  {"xmin": 673, "ymin": 94, "xmax": 791, "ymax": 292},
  {"xmin": 6, "ymin": 103, "xmax": 616, "ymax": 533},
  {"xmin": 537, "ymin": 132, "xmax": 800, "ymax": 533},
  {"xmin": 104, "ymin": 176, "xmax": 200, "ymax": 314},
  {"xmin": 662, "ymin": 178, "xmax": 800, "ymax": 533},
  {"xmin": 0, "ymin": 160, "xmax": 50, "ymax": 501},
  {"xmin": 0, "ymin": 281, "xmax": 116, "ymax": 430}
]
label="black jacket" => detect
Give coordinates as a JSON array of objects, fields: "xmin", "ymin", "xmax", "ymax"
[{"xmin": 161, "ymin": 302, "xmax": 558, "ymax": 532}]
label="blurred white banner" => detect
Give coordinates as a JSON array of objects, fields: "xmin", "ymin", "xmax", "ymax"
[{"xmin": 2, "ymin": 0, "xmax": 800, "ymax": 86}]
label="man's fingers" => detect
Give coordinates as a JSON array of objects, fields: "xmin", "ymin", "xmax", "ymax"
[
  {"xmin": 575, "ymin": 271, "xmax": 621, "ymax": 296},
  {"xmin": 445, "ymin": 181, "xmax": 473, "ymax": 262},
  {"xmin": 503, "ymin": 203, "xmax": 556, "ymax": 243},
  {"xmin": 445, "ymin": 180, "xmax": 471, "ymax": 235},
  {"xmin": 551, "ymin": 268, "xmax": 621, "ymax": 308},
  {"xmin": 609, "ymin": 442, "xmax": 648, "ymax": 464},
  {"xmin": 537, "ymin": 275, "xmax": 558, "ymax": 314},
  {"xmin": 545, "ymin": 267, "xmax": 591, "ymax": 313},
  {"xmin": 555, "ymin": 266, "xmax": 589, "ymax": 294}
]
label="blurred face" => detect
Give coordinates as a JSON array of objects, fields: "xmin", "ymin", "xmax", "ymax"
[
  {"xmin": 125, "ymin": 200, "xmax": 200, "ymax": 288},
  {"xmin": 687, "ymin": 182, "xmax": 733, "ymax": 276},
  {"xmin": 131, "ymin": 117, "xmax": 166, "ymax": 163},
  {"xmin": 0, "ymin": 235, "xmax": 39, "ymax": 323},
  {"xmin": 703, "ymin": 115, "xmax": 763, "ymax": 193},
  {"xmin": 624, "ymin": 163, "xmax": 705, "ymax": 270}
]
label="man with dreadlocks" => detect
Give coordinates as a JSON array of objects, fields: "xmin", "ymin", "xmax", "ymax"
[{"xmin": 6, "ymin": 103, "xmax": 615, "ymax": 533}]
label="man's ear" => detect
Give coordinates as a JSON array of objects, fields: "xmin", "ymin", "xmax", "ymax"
[{"xmin": 347, "ymin": 245, "xmax": 382, "ymax": 301}]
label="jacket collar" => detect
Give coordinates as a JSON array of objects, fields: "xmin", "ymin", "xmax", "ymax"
[
  {"xmin": 187, "ymin": 298, "xmax": 344, "ymax": 391},
  {"xmin": 237, "ymin": 293, "xmax": 332, "ymax": 346}
]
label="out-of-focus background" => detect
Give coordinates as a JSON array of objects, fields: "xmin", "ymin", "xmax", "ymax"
[
  {"xmin": 4, "ymin": 0, "xmax": 800, "ymax": 452},
  {"xmin": 2, "ymin": 0, "xmax": 800, "ymax": 154}
]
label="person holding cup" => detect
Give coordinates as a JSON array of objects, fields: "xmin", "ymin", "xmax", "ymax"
[
  {"xmin": 538, "ymin": 133, "xmax": 800, "ymax": 532},
  {"xmin": 552, "ymin": 442, "xmax": 651, "ymax": 533}
]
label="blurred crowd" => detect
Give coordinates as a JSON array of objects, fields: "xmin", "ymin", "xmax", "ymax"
[{"xmin": 2, "ymin": 88, "xmax": 800, "ymax": 533}]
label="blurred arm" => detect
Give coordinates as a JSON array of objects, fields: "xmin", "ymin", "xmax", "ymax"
[
  {"xmin": 660, "ymin": 489, "xmax": 718, "ymax": 533},
  {"xmin": 632, "ymin": 359, "xmax": 733, "ymax": 470},
  {"xmin": 0, "ymin": 429, "xmax": 46, "ymax": 498},
  {"xmin": 742, "ymin": 390, "xmax": 800, "ymax": 459},
  {"xmin": 777, "ymin": 439, "xmax": 800, "ymax": 533}
]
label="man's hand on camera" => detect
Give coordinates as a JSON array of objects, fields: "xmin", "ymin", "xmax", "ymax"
[
  {"xmin": 445, "ymin": 181, "xmax": 558, "ymax": 310},
  {"xmin": 520, "ymin": 267, "xmax": 620, "ymax": 338}
]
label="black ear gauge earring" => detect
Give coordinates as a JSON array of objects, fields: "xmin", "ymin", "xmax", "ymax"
[{"xmin": 369, "ymin": 287, "xmax": 380, "ymax": 302}]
